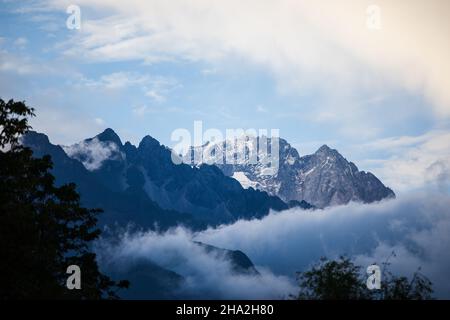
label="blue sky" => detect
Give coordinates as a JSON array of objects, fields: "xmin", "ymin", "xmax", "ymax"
[{"xmin": 1, "ymin": 0, "xmax": 450, "ymax": 194}]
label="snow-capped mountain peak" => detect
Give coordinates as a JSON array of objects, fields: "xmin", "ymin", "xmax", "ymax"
[{"xmin": 185, "ymin": 137, "xmax": 394, "ymax": 208}]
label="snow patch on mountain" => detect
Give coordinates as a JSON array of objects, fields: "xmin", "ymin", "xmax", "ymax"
[
  {"xmin": 185, "ymin": 137, "xmax": 395, "ymax": 208},
  {"xmin": 232, "ymin": 172, "xmax": 259, "ymax": 189}
]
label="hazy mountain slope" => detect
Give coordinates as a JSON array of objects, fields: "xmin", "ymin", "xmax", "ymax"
[{"xmin": 99, "ymin": 241, "xmax": 260, "ymax": 299}]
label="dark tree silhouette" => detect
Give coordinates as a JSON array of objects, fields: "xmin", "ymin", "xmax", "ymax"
[
  {"xmin": 295, "ymin": 256, "xmax": 371, "ymax": 300},
  {"xmin": 295, "ymin": 255, "xmax": 433, "ymax": 300},
  {"xmin": 378, "ymin": 252, "xmax": 433, "ymax": 300},
  {"xmin": 0, "ymin": 98, "xmax": 128, "ymax": 299}
]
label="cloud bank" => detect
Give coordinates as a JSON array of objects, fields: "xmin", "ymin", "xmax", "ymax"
[
  {"xmin": 197, "ymin": 193, "xmax": 450, "ymax": 298},
  {"xmin": 95, "ymin": 227, "xmax": 296, "ymax": 299},
  {"xmin": 360, "ymin": 130, "xmax": 450, "ymax": 193},
  {"xmin": 39, "ymin": 0, "xmax": 450, "ymax": 118},
  {"xmin": 95, "ymin": 190, "xmax": 450, "ymax": 299}
]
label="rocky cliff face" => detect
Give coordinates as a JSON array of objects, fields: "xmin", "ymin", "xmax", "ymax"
[
  {"xmin": 185, "ymin": 136, "xmax": 395, "ymax": 208},
  {"xmin": 293, "ymin": 144, "xmax": 395, "ymax": 208},
  {"xmin": 22, "ymin": 129, "xmax": 293, "ymax": 229}
]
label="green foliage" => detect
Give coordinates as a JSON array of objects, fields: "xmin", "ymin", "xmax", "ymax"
[
  {"xmin": 380, "ymin": 267, "xmax": 433, "ymax": 300},
  {"xmin": 0, "ymin": 98, "xmax": 129, "ymax": 299},
  {"xmin": 295, "ymin": 255, "xmax": 433, "ymax": 300},
  {"xmin": 295, "ymin": 256, "xmax": 371, "ymax": 300},
  {"xmin": 0, "ymin": 99, "xmax": 35, "ymax": 149}
]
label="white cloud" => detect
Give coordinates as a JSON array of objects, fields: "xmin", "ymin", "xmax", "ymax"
[
  {"xmin": 145, "ymin": 89, "xmax": 165, "ymax": 102},
  {"xmin": 78, "ymin": 72, "xmax": 148, "ymax": 90},
  {"xmin": 132, "ymin": 105, "xmax": 151, "ymax": 116},
  {"xmin": 196, "ymin": 192, "xmax": 450, "ymax": 298},
  {"xmin": 256, "ymin": 105, "xmax": 268, "ymax": 113},
  {"xmin": 201, "ymin": 68, "xmax": 218, "ymax": 75},
  {"xmin": 132, "ymin": 104, "xmax": 184, "ymax": 117},
  {"xmin": 13, "ymin": 37, "xmax": 28, "ymax": 48},
  {"xmin": 12, "ymin": 1, "xmax": 54, "ymax": 14},
  {"xmin": 94, "ymin": 117, "xmax": 105, "ymax": 125},
  {"xmin": 94, "ymin": 191, "xmax": 450, "ymax": 299},
  {"xmin": 0, "ymin": 49, "xmax": 52, "ymax": 75},
  {"xmin": 62, "ymin": 137, "xmax": 124, "ymax": 170},
  {"xmin": 39, "ymin": 0, "xmax": 450, "ymax": 118},
  {"xmin": 76, "ymin": 72, "xmax": 178, "ymax": 102},
  {"xmin": 360, "ymin": 130, "xmax": 450, "ymax": 192},
  {"xmin": 95, "ymin": 227, "xmax": 296, "ymax": 299}
]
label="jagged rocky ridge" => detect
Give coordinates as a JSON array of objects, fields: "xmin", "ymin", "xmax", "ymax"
[
  {"xmin": 184, "ymin": 136, "xmax": 395, "ymax": 208},
  {"xmin": 22, "ymin": 129, "xmax": 306, "ymax": 230}
]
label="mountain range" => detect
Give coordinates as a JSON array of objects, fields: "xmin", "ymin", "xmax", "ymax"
[
  {"xmin": 22, "ymin": 128, "xmax": 394, "ymax": 230},
  {"xmin": 21, "ymin": 128, "xmax": 395, "ymax": 299},
  {"xmin": 185, "ymin": 136, "xmax": 395, "ymax": 208},
  {"xmin": 22, "ymin": 129, "xmax": 294, "ymax": 230}
]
